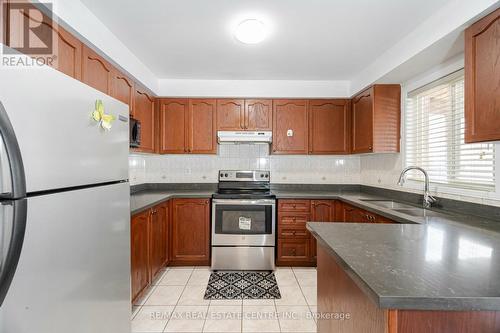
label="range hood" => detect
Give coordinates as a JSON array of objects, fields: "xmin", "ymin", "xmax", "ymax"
[{"xmin": 217, "ymin": 131, "xmax": 272, "ymax": 144}]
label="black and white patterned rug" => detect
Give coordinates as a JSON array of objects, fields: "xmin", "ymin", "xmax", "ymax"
[{"xmin": 204, "ymin": 271, "xmax": 281, "ymax": 300}]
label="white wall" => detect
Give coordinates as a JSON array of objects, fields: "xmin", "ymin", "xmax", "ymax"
[
  {"xmin": 129, "ymin": 145, "xmax": 360, "ymax": 185},
  {"xmin": 157, "ymin": 79, "xmax": 350, "ymax": 98}
]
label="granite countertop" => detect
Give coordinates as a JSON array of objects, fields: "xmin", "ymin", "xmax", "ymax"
[
  {"xmin": 308, "ymin": 221, "xmax": 500, "ymax": 311},
  {"xmin": 130, "ymin": 190, "xmax": 214, "ymax": 215}
]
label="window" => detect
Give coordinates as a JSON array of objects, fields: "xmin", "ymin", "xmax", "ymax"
[{"xmin": 405, "ymin": 70, "xmax": 495, "ymax": 191}]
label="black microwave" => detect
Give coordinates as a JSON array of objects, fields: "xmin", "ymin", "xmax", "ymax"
[{"xmin": 130, "ymin": 118, "xmax": 141, "ymax": 148}]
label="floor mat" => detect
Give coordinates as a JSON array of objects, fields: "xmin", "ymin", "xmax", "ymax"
[{"xmin": 204, "ymin": 271, "xmax": 281, "ymax": 300}]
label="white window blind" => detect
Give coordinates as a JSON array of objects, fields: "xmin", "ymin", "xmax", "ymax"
[{"xmin": 405, "ymin": 70, "xmax": 495, "ymax": 191}]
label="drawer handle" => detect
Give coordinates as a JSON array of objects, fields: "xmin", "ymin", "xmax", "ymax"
[
  {"xmin": 291, "ymin": 249, "xmax": 296, "ymax": 255},
  {"xmin": 292, "ymin": 231, "xmax": 296, "ymax": 236}
]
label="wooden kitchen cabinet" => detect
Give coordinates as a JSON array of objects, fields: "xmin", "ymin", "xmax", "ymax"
[
  {"xmin": 81, "ymin": 45, "xmax": 114, "ymax": 94},
  {"xmin": 277, "ymin": 199, "xmax": 315, "ymax": 266},
  {"xmin": 4, "ymin": 2, "xmax": 82, "ymax": 80},
  {"xmin": 341, "ymin": 202, "xmax": 395, "ymax": 223},
  {"xmin": 352, "ymin": 85, "xmax": 401, "ymax": 154},
  {"xmin": 309, "ymin": 100, "xmax": 351, "ymax": 154},
  {"xmin": 216, "ymin": 99, "xmax": 245, "ymax": 130},
  {"xmin": 272, "ymin": 100, "xmax": 309, "ymax": 154},
  {"xmin": 150, "ymin": 201, "xmax": 169, "ymax": 280},
  {"xmin": 133, "ymin": 85, "xmax": 156, "ymax": 153},
  {"xmin": 131, "ymin": 210, "xmax": 150, "ymax": 302},
  {"xmin": 188, "ymin": 99, "xmax": 217, "ymax": 154},
  {"xmin": 159, "ymin": 99, "xmax": 189, "ymax": 154},
  {"xmin": 110, "ymin": 69, "xmax": 134, "ymax": 115},
  {"xmin": 465, "ymin": 8, "xmax": 500, "ymax": 143},
  {"xmin": 216, "ymin": 99, "xmax": 272, "ymax": 131},
  {"xmin": 159, "ymin": 99, "xmax": 216, "ymax": 154},
  {"xmin": 245, "ymin": 99, "xmax": 273, "ymax": 130},
  {"xmin": 310, "ymin": 200, "xmax": 336, "ymax": 261},
  {"xmin": 170, "ymin": 198, "xmax": 211, "ymax": 265}
]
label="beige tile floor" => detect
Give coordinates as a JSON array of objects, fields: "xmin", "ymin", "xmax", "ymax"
[{"xmin": 131, "ymin": 266, "xmax": 317, "ymax": 333}]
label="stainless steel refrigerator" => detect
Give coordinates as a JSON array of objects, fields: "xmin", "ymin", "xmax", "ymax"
[{"xmin": 0, "ymin": 64, "xmax": 131, "ymax": 332}]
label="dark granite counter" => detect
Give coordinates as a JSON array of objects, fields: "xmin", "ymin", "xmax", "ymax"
[
  {"xmin": 130, "ymin": 190, "xmax": 214, "ymax": 215},
  {"xmin": 308, "ymin": 221, "xmax": 500, "ymax": 311}
]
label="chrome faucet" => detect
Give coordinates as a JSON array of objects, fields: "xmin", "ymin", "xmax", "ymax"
[{"xmin": 397, "ymin": 166, "xmax": 437, "ymax": 208}]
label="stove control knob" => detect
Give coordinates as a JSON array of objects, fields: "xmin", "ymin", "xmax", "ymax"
[
  {"xmin": 265, "ymin": 174, "xmax": 269, "ymax": 178},
  {"xmin": 225, "ymin": 173, "xmax": 229, "ymax": 177},
  {"xmin": 220, "ymin": 173, "xmax": 224, "ymax": 177},
  {"xmin": 260, "ymin": 174, "xmax": 264, "ymax": 178}
]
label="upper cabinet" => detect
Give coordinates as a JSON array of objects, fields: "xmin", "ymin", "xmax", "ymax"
[
  {"xmin": 189, "ymin": 99, "xmax": 217, "ymax": 154},
  {"xmin": 159, "ymin": 99, "xmax": 188, "ymax": 154},
  {"xmin": 4, "ymin": 2, "xmax": 82, "ymax": 80},
  {"xmin": 81, "ymin": 45, "xmax": 113, "ymax": 94},
  {"xmin": 159, "ymin": 99, "xmax": 217, "ymax": 154},
  {"xmin": 216, "ymin": 99, "xmax": 273, "ymax": 131},
  {"xmin": 351, "ymin": 84, "xmax": 401, "ymax": 154},
  {"xmin": 272, "ymin": 100, "xmax": 309, "ymax": 154},
  {"xmin": 110, "ymin": 69, "xmax": 134, "ymax": 114},
  {"xmin": 245, "ymin": 99, "xmax": 273, "ymax": 131},
  {"xmin": 309, "ymin": 99, "xmax": 351, "ymax": 154},
  {"xmin": 465, "ymin": 8, "xmax": 500, "ymax": 143},
  {"xmin": 216, "ymin": 99, "xmax": 245, "ymax": 130},
  {"xmin": 133, "ymin": 85, "xmax": 156, "ymax": 153}
]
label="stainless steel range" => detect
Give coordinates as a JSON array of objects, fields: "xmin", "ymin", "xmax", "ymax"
[{"xmin": 211, "ymin": 170, "xmax": 276, "ymax": 270}]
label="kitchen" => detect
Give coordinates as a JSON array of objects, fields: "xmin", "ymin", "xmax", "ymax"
[{"xmin": 1, "ymin": 0, "xmax": 500, "ymax": 332}]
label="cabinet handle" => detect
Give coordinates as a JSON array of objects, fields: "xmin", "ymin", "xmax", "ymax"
[
  {"xmin": 292, "ymin": 231, "xmax": 296, "ymax": 236},
  {"xmin": 292, "ymin": 249, "xmax": 296, "ymax": 255},
  {"xmin": 368, "ymin": 145, "xmax": 373, "ymax": 150}
]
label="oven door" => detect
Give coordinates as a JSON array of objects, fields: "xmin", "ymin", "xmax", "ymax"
[{"xmin": 212, "ymin": 199, "xmax": 275, "ymax": 246}]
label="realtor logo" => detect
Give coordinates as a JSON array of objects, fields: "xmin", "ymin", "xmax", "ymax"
[{"xmin": 1, "ymin": 1, "xmax": 57, "ymax": 67}]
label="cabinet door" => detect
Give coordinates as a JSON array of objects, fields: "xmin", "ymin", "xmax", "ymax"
[
  {"xmin": 171, "ymin": 198, "xmax": 210, "ymax": 265},
  {"xmin": 81, "ymin": 45, "xmax": 113, "ymax": 94},
  {"xmin": 188, "ymin": 99, "xmax": 217, "ymax": 154},
  {"xmin": 159, "ymin": 99, "xmax": 188, "ymax": 154},
  {"xmin": 245, "ymin": 99, "xmax": 273, "ymax": 130},
  {"xmin": 342, "ymin": 204, "xmax": 366, "ymax": 223},
  {"xmin": 133, "ymin": 86, "xmax": 156, "ymax": 153},
  {"xmin": 310, "ymin": 200, "xmax": 335, "ymax": 261},
  {"xmin": 352, "ymin": 88, "xmax": 374, "ymax": 153},
  {"xmin": 277, "ymin": 239, "xmax": 311, "ymax": 264},
  {"xmin": 216, "ymin": 99, "xmax": 244, "ymax": 130},
  {"xmin": 272, "ymin": 100, "xmax": 309, "ymax": 154},
  {"xmin": 465, "ymin": 8, "xmax": 500, "ymax": 143},
  {"xmin": 4, "ymin": 3, "xmax": 82, "ymax": 80},
  {"xmin": 131, "ymin": 210, "xmax": 150, "ymax": 302},
  {"xmin": 150, "ymin": 202, "xmax": 168, "ymax": 280},
  {"xmin": 309, "ymin": 100, "xmax": 351, "ymax": 154},
  {"xmin": 110, "ymin": 69, "xmax": 134, "ymax": 114}
]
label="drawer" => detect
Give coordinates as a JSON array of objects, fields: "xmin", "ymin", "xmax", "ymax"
[
  {"xmin": 278, "ymin": 226, "xmax": 310, "ymax": 239},
  {"xmin": 279, "ymin": 213, "xmax": 310, "ymax": 228},
  {"xmin": 278, "ymin": 200, "xmax": 311, "ymax": 213},
  {"xmin": 277, "ymin": 239, "xmax": 310, "ymax": 261}
]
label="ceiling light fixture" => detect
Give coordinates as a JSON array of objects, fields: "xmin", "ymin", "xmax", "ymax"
[{"xmin": 234, "ymin": 19, "xmax": 267, "ymax": 44}]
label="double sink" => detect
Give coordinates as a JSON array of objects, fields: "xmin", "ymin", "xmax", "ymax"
[{"xmin": 360, "ymin": 199, "xmax": 445, "ymax": 218}]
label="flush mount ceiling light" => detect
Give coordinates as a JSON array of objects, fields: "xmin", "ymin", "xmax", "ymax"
[{"xmin": 234, "ymin": 19, "xmax": 267, "ymax": 44}]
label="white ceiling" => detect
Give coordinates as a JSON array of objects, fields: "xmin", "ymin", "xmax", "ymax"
[{"xmin": 80, "ymin": 0, "xmax": 453, "ymax": 81}]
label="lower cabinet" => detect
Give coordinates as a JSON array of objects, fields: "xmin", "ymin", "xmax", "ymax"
[
  {"xmin": 277, "ymin": 199, "xmax": 336, "ymax": 266},
  {"xmin": 131, "ymin": 209, "xmax": 150, "ymax": 302},
  {"xmin": 277, "ymin": 199, "xmax": 395, "ymax": 267},
  {"xmin": 150, "ymin": 201, "xmax": 169, "ymax": 279},
  {"xmin": 170, "ymin": 198, "xmax": 211, "ymax": 266},
  {"xmin": 131, "ymin": 201, "xmax": 169, "ymax": 303},
  {"xmin": 341, "ymin": 202, "xmax": 394, "ymax": 223}
]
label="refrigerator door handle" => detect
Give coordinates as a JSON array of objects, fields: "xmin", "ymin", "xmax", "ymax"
[
  {"xmin": 0, "ymin": 198, "xmax": 27, "ymax": 307},
  {"xmin": 0, "ymin": 102, "xmax": 26, "ymax": 200}
]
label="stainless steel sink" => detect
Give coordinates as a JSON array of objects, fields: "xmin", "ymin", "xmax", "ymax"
[
  {"xmin": 392, "ymin": 208, "xmax": 442, "ymax": 218},
  {"xmin": 360, "ymin": 199, "xmax": 417, "ymax": 210}
]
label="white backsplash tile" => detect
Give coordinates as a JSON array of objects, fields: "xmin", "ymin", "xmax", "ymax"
[{"xmin": 129, "ymin": 144, "xmax": 359, "ymax": 185}]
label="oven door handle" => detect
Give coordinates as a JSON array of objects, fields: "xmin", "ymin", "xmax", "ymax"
[{"xmin": 212, "ymin": 199, "xmax": 276, "ymax": 206}]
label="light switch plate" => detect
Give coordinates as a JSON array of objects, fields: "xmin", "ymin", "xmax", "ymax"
[{"xmin": 287, "ymin": 129, "xmax": 293, "ymax": 137}]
